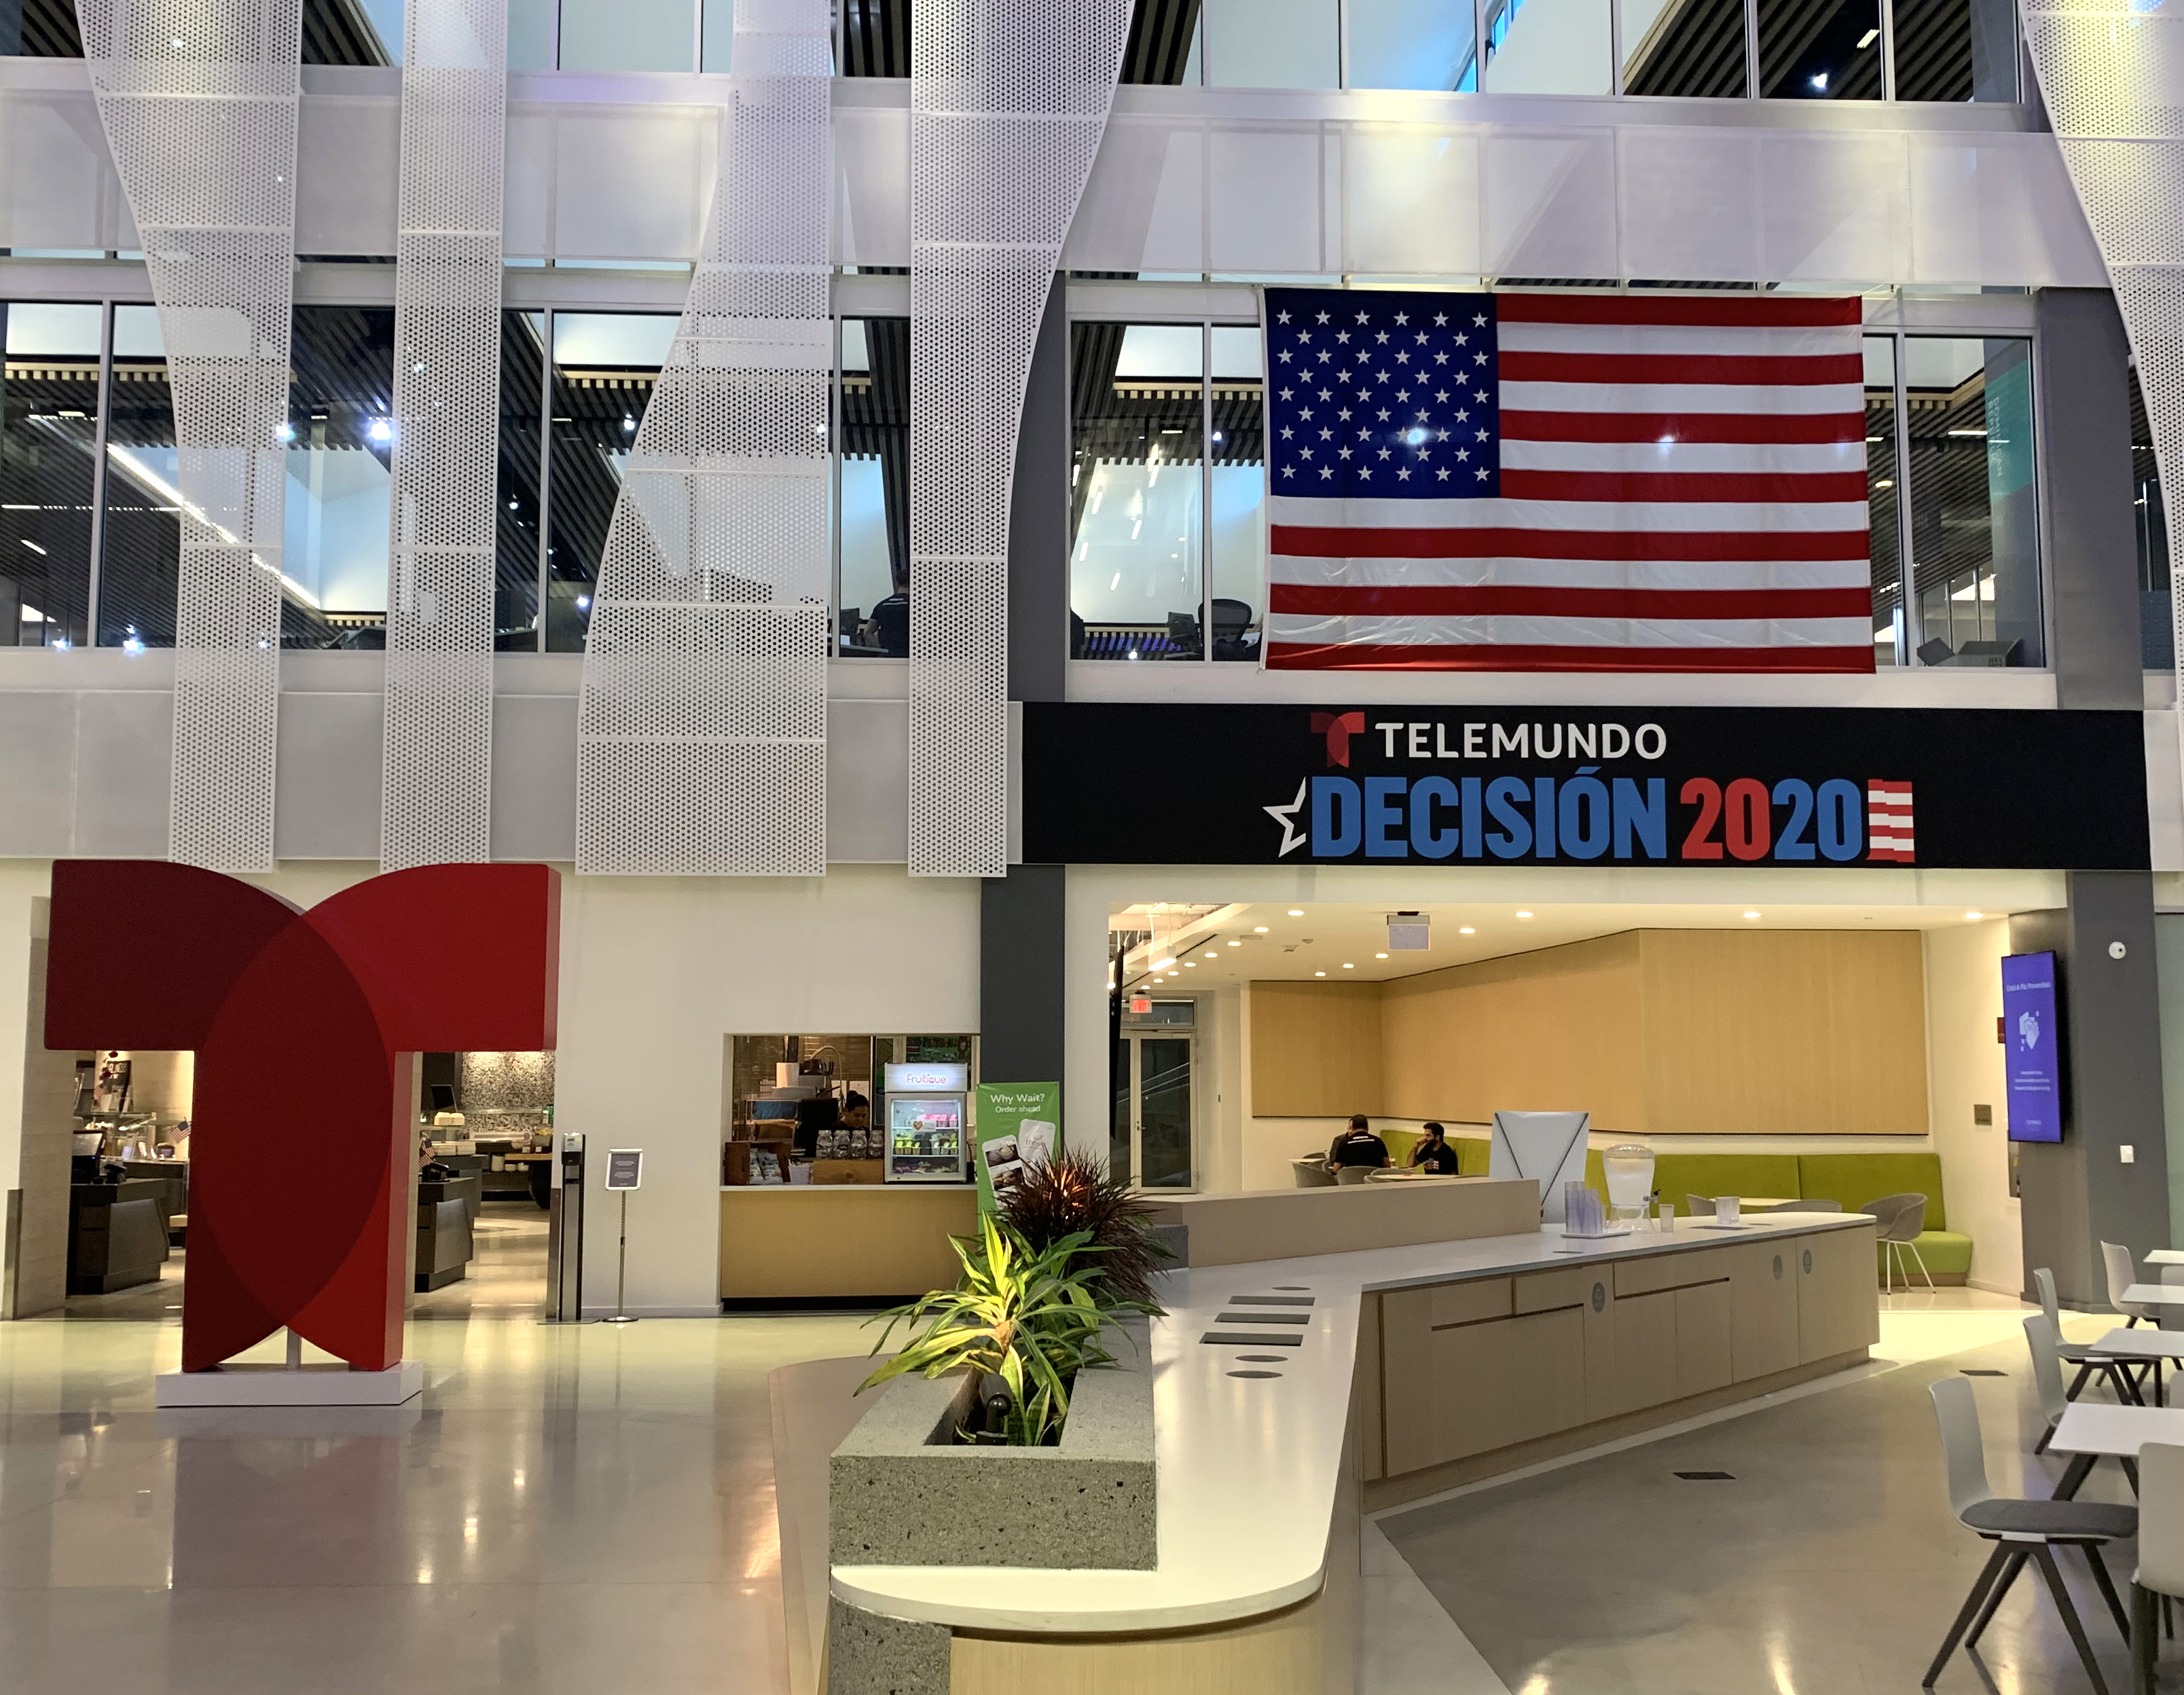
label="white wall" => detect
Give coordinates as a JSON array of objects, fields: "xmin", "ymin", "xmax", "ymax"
[
  {"xmin": 2158, "ymin": 913, "xmax": 2184, "ymax": 1249},
  {"xmin": 1924, "ymin": 918, "xmax": 2020, "ymax": 1294},
  {"xmin": 556, "ymin": 864, "xmax": 979, "ymax": 1315}
]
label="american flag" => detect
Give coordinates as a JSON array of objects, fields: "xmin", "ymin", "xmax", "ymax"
[{"xmin": 1261, "ymin": 287, "xmax": 1874, "ymax": 672}]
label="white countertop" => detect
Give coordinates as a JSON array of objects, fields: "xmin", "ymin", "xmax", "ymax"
[{"xmin": 831, "ymin": 1209, "xmax": 1872, "ymax": 1635}]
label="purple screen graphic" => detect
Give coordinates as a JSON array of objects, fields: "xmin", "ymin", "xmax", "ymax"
[{"xmin": 2002, "ymin": 951, "xmax": 2060, "ymax": 1144}]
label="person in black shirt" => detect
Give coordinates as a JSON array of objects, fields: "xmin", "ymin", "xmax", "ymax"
[
  {"xmin": 1328, "ymin": 1114, "xmax": 1391, "ymax": 1171},
  {"xmin": 1410, "ymin": 1121, "xmax": 1461, "ymax": 1175}
]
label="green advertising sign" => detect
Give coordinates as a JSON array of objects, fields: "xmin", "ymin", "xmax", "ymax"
[{"xmin": 971, "ymin": 1082, "xmax": 1061, "ymax": 1211}]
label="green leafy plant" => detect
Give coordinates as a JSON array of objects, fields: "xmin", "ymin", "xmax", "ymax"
[
  {"xmin": 998, "ymin": 1146, "xmax": 1173, "ymax": 1311},
  {"xmin": 858, "ymin": 1212, "xmax": 1154, "ymax": 1446}
]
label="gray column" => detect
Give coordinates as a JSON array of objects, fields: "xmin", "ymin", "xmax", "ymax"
[
  {"xmin": 2013, "ymin": 871, "xmax": 2171, "ymax": 1307},
  {"xmin": 2035, "ymin": 288, "xmax": 2143, "ymax": 708},
  {"xmin": 981, "ymin": 864, "xmax": 1066, "ymax": 1087},
  {"xmin": 1008, "ymin": 275, "xmax": 1070, "ymax": 704}
]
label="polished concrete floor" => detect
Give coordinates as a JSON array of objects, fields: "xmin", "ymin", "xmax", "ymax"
[
  {"xmin": 1380, "ymin": 1296, "xmax": 2162, "ymax": 1694},
  {"xmin": 414, "ymin": 1202, "xmax": 549, "ymax": 1319},
  {"xmin": 0, "ymin": 1288, "xmax": 2160, "ymax": 1695}
]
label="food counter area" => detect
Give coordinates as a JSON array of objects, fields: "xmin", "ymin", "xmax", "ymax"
[
  {"xmin": 796, "ymin": 1199, "xmax": 1878, "ymax": 1694},
  {"xmin": 719, "ymin": 1185, "xmax": 979, "ymax": 1303}
]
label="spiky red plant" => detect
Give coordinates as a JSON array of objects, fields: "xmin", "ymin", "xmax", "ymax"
[{"xmin": 997, "ymin": 1146, "xmax": 1171, "ymax": 1310}]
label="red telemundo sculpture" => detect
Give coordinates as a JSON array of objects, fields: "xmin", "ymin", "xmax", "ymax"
[{"xmin": 45, "ymin": 861, "xmax": 560, "ymax": 1372}]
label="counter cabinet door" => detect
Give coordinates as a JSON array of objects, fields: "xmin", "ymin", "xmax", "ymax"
[
  {"xmin": 1730, "ymin": 1240, "xmax": 1801, "ymax": 1383},
  {"xmin": 1612, "ymin": 1288, "xmax": 1679, "ymax": 1414},
  {"xmin": 1798, "ymin": 1225, "xmax": 1880, "ymax": 1363},
  {"xmin": 1673, "ymin": 1280, "xmax": 1733, "ymax": 1400}
]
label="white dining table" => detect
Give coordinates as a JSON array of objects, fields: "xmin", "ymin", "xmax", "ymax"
[
  {"xmin": 2143, "ymin": 1250, "xmax": 2184, "ymax": 1266},
  {"xmin": 2119, "ymin": 1283, "xmax": 2184, "ymax": 1309},
  {"xmin": 2049, "ymin": 1401, "xmax": 2184, "ymax": 1497}
]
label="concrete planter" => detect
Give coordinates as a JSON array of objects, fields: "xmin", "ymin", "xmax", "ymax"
[{"xmin": 829, "ymin": 1317, "xmax": 1157, "ymax": 1571}]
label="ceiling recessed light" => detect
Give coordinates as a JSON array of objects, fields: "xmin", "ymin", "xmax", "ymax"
[
  {"xmin": 1515, "ymin": 911, "xmax": 1533, "ymax": 919},
  {"xmin": 1342, "ymin": 962, "xmax": 1355, "ymax": 969},
  {"xmin": 1183, "ymin": 961, "xmax": 1196, "ymax": 968},
  {"xmin": 1965, "ymin": 911, "xmax": 1984, "ymax": 920},
  {"xmin": 1228, "ymin": 940, "xmax": 1241, "ymax": 947},
  {"xmin": 1314, "ymin": 970, "xmax": 1326, "ymax": 977},
  {"xmin": 1375, "ymin": 951, "xmax": 1388, "ymax": 959},
  {"xmin": 1253, "ymin": 925, "xmax": 1269, "ymax": 932},
  {"xmin": 1288, "ymin": 909, "xmax": 1305, "ymax": 917},
  {"xmin": 1744, "ymin": 911, "xmax": 1762, "ymax": 919},
  {"xmin": 1459, "ymin": 926, "xmax": 1476, "ymax": 935},
  {"xmin": 1152, "ymin": 957, "xmax": 1176, "ymax": 970}
]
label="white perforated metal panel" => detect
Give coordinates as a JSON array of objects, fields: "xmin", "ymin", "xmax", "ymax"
[
  {"xmin": 380, "ymin": 0, "xmax": 509, "ymax": 871},
  {"xmin": 907, "ymin": 0, "xmax": 1131, "ymax": 879},
  {"xmin": 2023, "ymin": 0, "xmax": 2184, "ymax": 750},
  {"xmin": 80, "ymin": 0, "xmax": 302, "ymax": 873},
  {"xmin": 572, "ymin": 0, "xmax": 832, "ymax": 876}
]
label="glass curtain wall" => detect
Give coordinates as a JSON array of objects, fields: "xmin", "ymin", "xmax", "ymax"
[
  {"xmin": 544, "ymin": 311, "xmax": 677, "ymax": 651},
  {"xmin": 0, "ymin": 302, "xmax": 99, "ymax": 650},
  {"xmin": 837, "ymin": 317, "xmax": 910, "ymax": 657},
  {"xmin": 2132, "ymin": 367, "xmax": 2171, "ymax": 670},
  {"xmin": 1865, "ymin": 336, "xmax": 1903, "ymax": 666},
  {"xmin": 1125, "ymin": 0, "xmax": 2012, "ymax": 97},
  {"xmin": 98, "ymin": 306, "xmax": 181, "ymax": 649},
  {"xmin": 1070, "ymin": 322, "xmax": 1207, "ymax": 661},
  {"xmin": 282, "ymin": 305, "xmax": 395, "ymax": 649}
]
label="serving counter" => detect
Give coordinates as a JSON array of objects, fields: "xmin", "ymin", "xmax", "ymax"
[
  {"xmin": 718, "ymin": 1184, "xmax": 977, "ymax": 1304},
  {"xmin": 795, "ymin": 1203, "xmax": 1879, "ymax": 1694}
]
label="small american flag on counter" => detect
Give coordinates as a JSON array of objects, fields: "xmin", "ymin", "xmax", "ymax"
[
  {"xmin": 1260, "ymin": 287, "xmax": 1874, "ymax": 672},
  {"xmin": 1866, "ymin": 782, "xmax": 1915, "ymax": 863}
]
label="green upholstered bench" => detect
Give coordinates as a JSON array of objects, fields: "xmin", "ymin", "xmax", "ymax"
[{"xmin": 1796, "ymin": 1152, "xmax": 1969, "ymax": 1285}]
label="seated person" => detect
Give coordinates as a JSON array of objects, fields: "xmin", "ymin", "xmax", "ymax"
[
  {"xmin": 1410, "ymin": 1121, "xmax": 1461, "ymax": 1175},
  {"xmin": 1327, "ymin": 1114, "xmax": 1391, "ymax": 1171}
]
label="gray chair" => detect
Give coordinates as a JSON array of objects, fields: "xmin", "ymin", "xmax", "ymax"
[
  {"xmin": 1291, "ymin": 1157, "xmax": 1336, "ymax": 1189},
  {"xmin": 1686, "ymin": 1192, "xmax": 1716, "ymax": 1218},
  {"xmin": 1924, "ymin": 1374, "xmax": 2135, "ymax": 1693},
  {"xmin": 1866, "ymin": 1192, "xmax": 1933, "ymax": 1293},
  {"xmin": 2026, "ymin": 1313, "xmax": 2141, "ymax": 1487},
  {"xmin": 2105, "ymin": 1241, "xmax": 2164, "ymax": 1328},
  {"xmin": 2036, "ymin": 1266, "xmax": 2145, "ymax": 1450},
  {"xmin": 2130, "ymin": 1442, "xmax": 2184, "ymax": 1694},
  {"xmin": 1334, "ymin": 1166, "xmax": 1375, "ymax": 1186}
]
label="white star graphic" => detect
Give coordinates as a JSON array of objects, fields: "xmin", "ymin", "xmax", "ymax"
[
  {"xmin": 1321, "ymin": 466, "xmax": 1334, "ymax": 478},
  {"xmin": 1375, "ymin": 331, "xmax": 1391, "ymax": 345},
  {"xmin": 1281, "ymin": 465, "xmax": 1295, "ymax": 477},
  {"xmin": 1397, "ymin": 467, "xmax": 1411, "ymax": 480},
  {"xmin": 1456, "ymin": 448, "xmax": 1470, "ymax": 461},
  {"xmin": 1279, "ymin": 386, "xmax": 1294, "ymax": 400},
  {"xmin": 1476, "ymin": 428, "xmax": 1489, "ymax": 441},
  {"xmin": 1298, "ymin": 329, "xmax": 1312, "ymax": 344},
  {"xmin": 1339, "ymin": 446, "xmax": 1352, "ymax": 460},
  {"xmin": 1319, "ymin": 427, "xmax": 1332, "ymax": 441},
  {"xmin": 1475, "ymin": 466, "xmax": 1489, "ymax": 479},
  {"xmin": 1394, "ymin": 312, "xmax": 1409, "ymax": 325},
  {"xmin": 1434, "ymin": 313, "xmax": 1449, "ymax": 327},
  {"xmin": 1474, "ymin": 351, "xmax": 1488, "ymax": 365},
  {"xmin": 1316, "ymin": 310, "xmax": 1331, "ymax": 324},
  {"xmin": 1473, "ymin": 313, "xmax": 1488, "ymax": 327},
  {"xmin": 1336, "ymin": 331, "xmax": 1351, "ymax": 344},
  {"xmin": 1264, "ymin": 780, "xmax": 1308, "ymax": 857},
  {"xmin": 1355, "ymin": 310, "xmax": 1370, "ymax": 325},
  {"xmin": 1434, "ymin": 352, "xmax": 1450, "ymax": 365},
  {"xmin": 1319, "ymin": 388, "xmax": 1333, "ymax": 401},
  {"xmin": 1275, "ymin": 310, "xmax": 1292, "ymax": 325},
  {"xmin": 1436, "ymin": 467, "xmax": 1451, "ymax": 479}
]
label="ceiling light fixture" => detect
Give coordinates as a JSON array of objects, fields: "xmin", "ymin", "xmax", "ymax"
[
  {"xmin": 1288, "ymin": 909, "xmax": 1305, "ymax": 917},
  {"xmin": 1744, "ymin": 911, "xmax": 1761, "ymax": 919},
  {"xmin": 1856, "ymin": 26, "xmax": 1878, "ymax": 45},
  {"xmin": 1965, "ymin": 910, "xmax": 1984, "ymax": 921},
  {"xmin": 1459, "ymin": 926, "xmax": 1476, "ymax": 935},
  {"xmin": 1253, "ymin": 926, "xmax": 1269, "ymax": 933},
  {"xmin": 1515, "ymin": 910, "xmax": 1533, "ymax": 919},
  {"xmin": 1314, "ymin": 970, "xmax": 1326, "ymax": 977},
  {"xmin": 1342, "ymin": 962, "xmax": 1355, "ymax": 969},
  {"xmin": 1375, "ymin": 951, "xmax": 1388, "ymax": 959}
]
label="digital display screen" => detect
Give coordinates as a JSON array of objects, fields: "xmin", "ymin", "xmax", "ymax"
[{"xmin": 2002, "ymin": 951, "xmax": 2061, "ymax": 1144}]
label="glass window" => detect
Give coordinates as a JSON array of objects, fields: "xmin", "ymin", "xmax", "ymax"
[
  {"xmin": 0, "ymin": 302, "xmax": 98, "ymax": 650},
  {"xmin": 303, "ymin": 0, "xmax": 401, "ymax": 65},
  {"xmin": 545, "ymin": 311, "xmax": 678, "ymax": 651},
  {"xmin": 700, "ymin": 0, "xmax": 733, "ymax": 69},
  {"xmin": 1203, "ymin": 0, "xmax": 1339, "ymax": 87},
  {"xmin": 1482, "ymin": 0, "xmax": 1613, "ymax": 94},
  {"xmin": 283, "ymin": 305, "xmax": 395, "ymax": 649},
  {"xmin": 1071, "ymin": 323, "xmax": 1205, "ymax": 661},
  {"xmin": 2132, "ymin": 366, "xmax": 2170, "ymax": 670},
  {"xmin": 1347, "ymin": 0, "xmax": 1479, "ymax": 90},
  {"xmin": 98, "ymin": 306, "xmax": 179, "ymax": 649},
  {"xmin": 498, "ymin": 311, "xmax": 546, "ymax": 651},
  {"xmin": 1889, "ymin": 0, "xmax": 2018, "ymax": 101},
  {"xmin": 1, "ymin": 0, "xmax": 81, "ymax": 54},
  {"xmin": 558, "ymin": 0, "xmax": 693, "ymax": 71},
  {"xmin": 1757, "ymin": 0, "xmax": 1882, "ymax": 98},
  {"xmin": 1123, "ymin": 0, "xmax": 1201, "ymax": 81},
  {"xmin": 1904, "ymin": 336, "xmax": 2040, "ymax": 666},
  {"xmin": 1865, "ymin": 336, "xmax": 1903, "ymax": 667},
  {"xmin": 1207, "ymin": 326, "xmax": 1264, "ymax": 662},
  {"xmin": 508, "ymin": 0, "xmax": 556, "ymax": 70},
  {"xmin": 1620, "ymin": 0, "xmax": 1749, "ymax": 95},
  {"xmin": 837, "ymin": 316, "xmax": 909, "ymax": 657},
  {"xmin": 839, "ymin": 0, "xmax": 909, "ymax": 75}
]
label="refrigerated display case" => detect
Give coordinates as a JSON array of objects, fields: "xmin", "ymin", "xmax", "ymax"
[{"xmin": 883, "ymin": 1063, "xmax": 968, "ymax": 1183}]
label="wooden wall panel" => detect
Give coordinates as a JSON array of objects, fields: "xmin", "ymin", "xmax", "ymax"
[
  {"xmin": 1378, "ymin": 934, "xmax": 1645, "ymax": 1130},
  {"xmin": 1639, "ymin": 930, "xmax": 1927, "ymax": 1135},
  {"xmin": 1247, "ymin": 981, "xmax": 1385, "ymax": 1118}
]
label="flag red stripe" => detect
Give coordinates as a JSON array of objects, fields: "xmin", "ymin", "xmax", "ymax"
[
  {"xmin": 1494, "ymin": 294, "xmax": 1864, "ymax": 329},
  {"xmin": 1264, "ymin": 641, "xmax": 1878, "ymax": 673},
  {"xmin": 1501, "ymin": 409, "xmax": 1868, "ymax": 445},
  {"xmin": 1497, "ymin": 350, "xmax": 1864, "ymax": 386},
  {"xmin": 1271, "ymin": 523, "xmax": 1869, "ymax": 563},
  {"xmin": 1268, "ymin": 584, "xmax": 1874, "ymax": 619},
  {"xmin": 1498, "ymin": 468, "xmax": 1870, "ymax": 504}
]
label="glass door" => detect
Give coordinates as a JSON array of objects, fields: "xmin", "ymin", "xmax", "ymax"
[{"xmin": 1121, "ymin": 1034, "xmax": 1195, "ymax": 1190}]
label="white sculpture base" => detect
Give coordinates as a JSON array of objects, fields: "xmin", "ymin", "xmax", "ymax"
[{"xmin": 155, "ymin": 1360, "xmax": 424, "ymax": 1407}]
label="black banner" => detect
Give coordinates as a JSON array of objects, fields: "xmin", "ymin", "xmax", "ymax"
[{"xmin": 1023, "ymin": 703, "xmax": 2150, "ymax": 871}]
